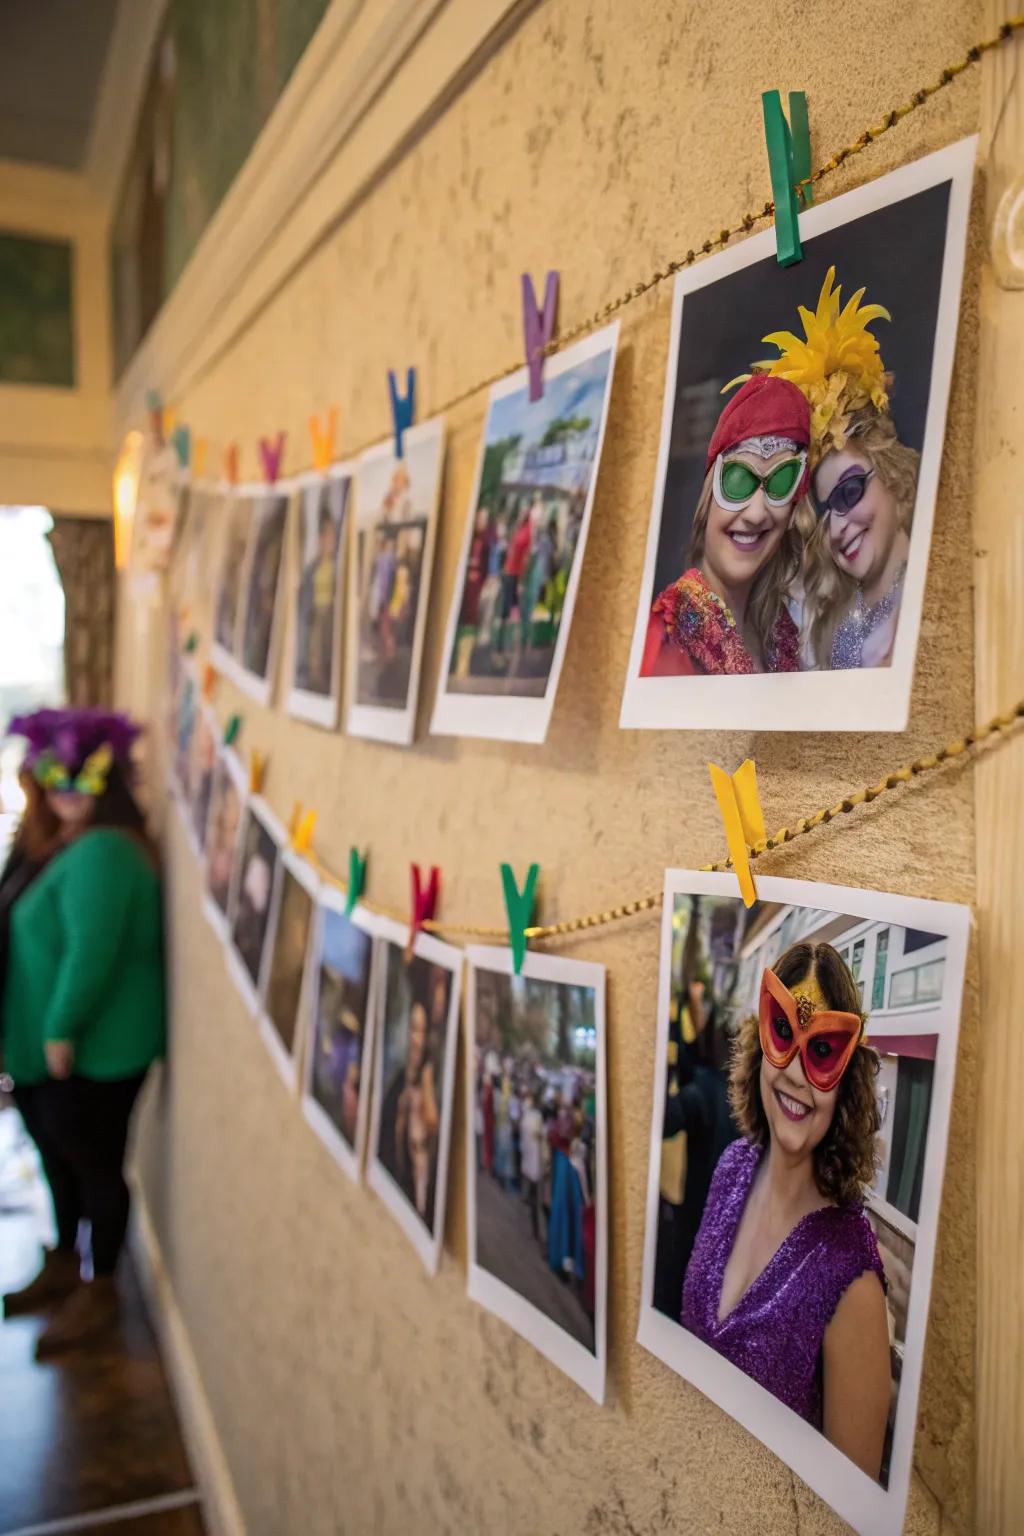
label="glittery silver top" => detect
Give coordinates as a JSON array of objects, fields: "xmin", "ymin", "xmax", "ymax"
[{"xmin": 830, "ymin": 562, "xmax": 907, "ymax": 670}]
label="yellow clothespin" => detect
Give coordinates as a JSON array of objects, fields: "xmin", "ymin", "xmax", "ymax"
[
  {"xmin": 193, "ymin": 438, "xmax": 209, "ymax": 478},
  {"xmin": 309, "ymin": 408, "xmax": 338, "ymax": 472},
  {"xmin": 709, "ymin": 759, "xmax": 766, "ymax": 908},
  {"xmin": 288, "ymin": 802, "xmax": 317, "ymax": 855},
  {"xmin": 162, "ymin": 406, "xmax": 178, "ymax": 442},
  {"xmin": 249, "ymin": 749, "xmax": 267, "ymax": 795}
]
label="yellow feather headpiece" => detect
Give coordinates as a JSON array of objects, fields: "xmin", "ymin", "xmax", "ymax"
[{"xmin": 725, "ymin": 266, "xmax": 892, "ymax": 459}]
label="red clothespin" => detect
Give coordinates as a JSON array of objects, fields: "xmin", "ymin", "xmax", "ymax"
[
  {"xmin": 258, "ymin": 431, "xmax": 286, "ymax": 484},
  {"xmin": 522, "ymin": 272, "xmax": 559, "ymax": 401},
  {"xmin": 407, "ymin": 862, "xmax": 440, "ymax": 957}
]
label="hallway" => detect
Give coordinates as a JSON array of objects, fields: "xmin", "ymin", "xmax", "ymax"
[{"xmin": 0, "ymin": 1108, "xmax": 204, "ymax": 1536}]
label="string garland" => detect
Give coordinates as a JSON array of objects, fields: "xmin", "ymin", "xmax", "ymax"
[
  {"xmin": 171, "ymin": 15, "xmax": 1024, "ymax": 475},
  {"xmin": 288, "ymin": 698, "xmax": 1024, "ymax": 945}
]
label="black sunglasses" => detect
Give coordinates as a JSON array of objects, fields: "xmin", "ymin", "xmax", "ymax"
[{"xmin": 815, "ymin": 467, "xmax": 874, "ymax": 520}]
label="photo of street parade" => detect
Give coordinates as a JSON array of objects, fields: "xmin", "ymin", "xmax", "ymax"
[
  {"xmin": 348, "ymin": 420, "xmax": 445, "ymax": 743},
  {"xmin": 466, "ymin": 949, "xmax": 607, "ymax": 1398},
  {"xmin": 432, "ymin": 328, "xmax": 617, "ymax": 742},
  {"xmin": 304, "ymin": 900, "xmax": 377, "ymax": 1176},
  {"xmin": 639, "ymin": 874, "xmax": 967, "ymax": 1519},
  {"xmin": 368, "ymin": 927, "xmax": 461, "ymax": 1269}
]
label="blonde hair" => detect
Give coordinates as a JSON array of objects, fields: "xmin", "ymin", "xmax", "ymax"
[
  {"xmin": 688, "ymin": 468, "xmax": 813, "ymax": 665},
  {"xmin": 804, "ymin": 411, "xmax": 920, "ymax": 667}
]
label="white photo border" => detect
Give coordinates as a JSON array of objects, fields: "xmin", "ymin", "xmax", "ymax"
[
  {"xmin": 210, "ymin": 484, "xmax": 255, "ymax": 684},
  {"xmin": 256, "ymin": 845, "xmax": 321, "ymax": 1093},
  {"xmin": 200, "ymin": 745, "xmax": 248, "ymax": 940},
  {"xmin": 233, "ymin": 483, "xmax": 295, "ymax": 707},
  {"xmin": 284, "ymin": 464, "xmax": 355, "ymax": 730},
  {"xmin": 224, "ymin": 794, "xmax": 287, "ymax": 1014}
]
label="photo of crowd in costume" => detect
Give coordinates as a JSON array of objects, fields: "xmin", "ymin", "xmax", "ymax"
[
  {"xmin": 303, "ymin": 896, "xmax": 378, "ymax": 1178},
  {"xmin": 639, "ymin": 873, "xmax": 967, "ymax": 1532}
]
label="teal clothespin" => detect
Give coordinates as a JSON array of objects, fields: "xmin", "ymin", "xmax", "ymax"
[
  {"xmin": 762, "ymin": 91, "xmax": 813, "ymax": 267},
  {"xmin": 171, "ymin": 424, "xmax": 191, "ymax": 470},
  {"xmin": 345, "ymin": 848, "xmax": 367, "ymax": 917},
  {"xmin": 223, "ymin": 714, "xmax": 242, "ymax": 746},
  {"xmin": 500, "ymin": 863, "xmax": 540, "ymax": 975}
]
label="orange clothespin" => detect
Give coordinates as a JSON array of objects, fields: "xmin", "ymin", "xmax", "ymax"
[
  {"xmin": 224, "ymin": 443, "xmax": 239, "ymax": 486},
  {"xmin": 193, "ymin": 438, "xmax": 209, "ymax": 478},
  {"xmin": 709, "ymin": 759, "xmax": 766, "ymax": 908},
  {"xmin": 289, "ymin": 803, "xmax": 317, "ymax": 855},
  {"xmin": 249, "ymin": 748, "xmax": 267, "ymax": 795},
  {"xmin": 202, "ymin": 663, "xmax": 217, "ymax": 700},
  {"xmin": 309, "ymin": 408, "xmax": 338, "ymax": 472},
  {"xmin": 162, "ymin": 406, "xmax": 178, "ymax": 442}
]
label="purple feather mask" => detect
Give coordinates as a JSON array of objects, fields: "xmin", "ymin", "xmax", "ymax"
[{"xmin": 7, "ymin": 708, "xmax": 143, "ymax": 796}]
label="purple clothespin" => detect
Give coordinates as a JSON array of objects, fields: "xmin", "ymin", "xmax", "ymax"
[
  {"xmin": 387, "ymin": 369, "xmax": 416, "ymax": 459},
  {"xmin": 522, "ymin": 272, "xmax": 559, "ymax": 402},
  {"xmin": 258, "ymin": 431, "xmax": 286, "ymax": 484}
]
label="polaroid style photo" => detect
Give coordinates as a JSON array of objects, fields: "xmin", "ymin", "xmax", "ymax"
[
  {"xmin": 465, "ymin": 946, "xmax": 607, "ymax": 1402},
  {"xmin": 183, "ymin": 702, "xmax": 218, "ymax": 855},
  {"xmin": 300, "ymin": 890, "xmax": 381, "ymax": 1182},
  {"xmin": 211, "ymin": 487, "xmax": 255, "ymax": 680},
  {"xmin": 257, "ymin": 847, "xmax": 320, "ymax": 1091},
  {"xmin": 234, "ymin": 486, "xmax": 291, "ymax": 705},
  {"xmin": 225, "ymin": 796, "xmax": 285, "ymax": 1011},
  {"xmin": 637, "ymin": 869, "xmax": 968, "ymax": 1536},
  {"xmin": 346, "ymin": 416, "xmax": 446, "ymax": 745},
  {"xmin": 201, "ymin": 746, "xmax": 247, "ymax": 938},
  {"xmin": 620, "ymin": 137, "xmax": 975, "ymax": 732},
  {"xmin": 284, "ymin": 467, "xmax": 354, "ymax": 729},
  {"xmin": 366, "ymin": 916, "xmax": 463, "ymax": 1272},
  {"xmin": 431, "ymin": 323, "xmax": 619, "ymax": 744}
]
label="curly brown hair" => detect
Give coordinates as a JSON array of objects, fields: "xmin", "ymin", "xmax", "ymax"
[{"xmin": 728, "ymin": 940, "xmax": 881, "ymax": 1207}]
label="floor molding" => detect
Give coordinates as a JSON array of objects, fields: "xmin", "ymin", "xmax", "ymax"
[
  {"xmin": 2, "ymin": 1489, "xmax": 202, "ymax": 1536},
  {"xmin": 130, "ymin": 1199, "xmax": 246, "ymax": 1536}
]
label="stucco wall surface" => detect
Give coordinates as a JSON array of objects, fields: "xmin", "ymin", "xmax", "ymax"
[{"xmin": 128, "ymin": 1, "xmax": 985, "ymax": 1531}]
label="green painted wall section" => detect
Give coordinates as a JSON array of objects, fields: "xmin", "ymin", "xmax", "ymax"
[{"xmin": 0, "ymin": 234, "xmax": 74, "ymax": 387}]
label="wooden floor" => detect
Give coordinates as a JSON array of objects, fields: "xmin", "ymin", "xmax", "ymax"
[{"xmin": 0, "ymin": 1106, "xmax": 205, "ymax": 1536}]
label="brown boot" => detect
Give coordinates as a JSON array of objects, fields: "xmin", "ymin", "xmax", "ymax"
[
  {"xmin": 3, "ymin": 1248, "xmax": 81, "ymax": 1318},
  {"xmin": 35, "ymin": 1276, "xmax": 119, "ymax": 1359}
]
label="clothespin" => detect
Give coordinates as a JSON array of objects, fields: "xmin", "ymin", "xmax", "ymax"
[
  {"xmin": 223, "ymin": 714, "xmax": 242, "ymax": 746},
  {"xmin": 309, "ymin": 408, "xmax": 338, "ymax": 472},
  {"xmin": 762, "ymin": 91, "xmax": 813, "ymax": 266},
  {"xmin": 224, "ymin": 443, "xmax": 239, "ymax": 486},
  {"xmin": 202, "ymin": 663, "xmax": 217, "ymax": 700},
  {"xmin": 387, "ymin": 368, "xmax": 416, "ymax": 459},
  {"xmin": 184, "ymin": 631, "xmax": 199, "ymax": 654},
  {"xmin": 194, "ymin": 438, "xmax": 209, "ymax": 479},
  {"xmin": 345, "ymin": 847, "xmax": 367, "ymax": 917},
  {"xmin": 500, "ymin": 863, "xmax": 540, "ymax": 975},
  {"xmin": 258, "ymin": 431, "xmax": 286, "ymax": 485},
  {"xmin": 406, "ymin": 862, "xmax": 439, "ymax": 957},
  {"xmin": 172, "ymin": 424, "xmax": 191, "ymax": 470},
  {"xmin": 162, "ymin": 406, "xmax": 178, "ymax": 442},
  {"xmin": 709, "ymin": 759, "xmax": 767, "ymax": 908},
  {"xmin": 146, "ymin": 389, "xmax": 164, "ymax": 445},
  {"xmin": 289, "ymin": 803, "xmax": 317, "ymax": 855},
  {"xmin": 248, "ymin": 748, "xmax": 267, "ymax": 794},
  {"xmin": 522, "ymin": 272, "xmax": 559, "ymax": 401}
]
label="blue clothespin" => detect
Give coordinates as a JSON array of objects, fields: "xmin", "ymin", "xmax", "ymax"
[
  {"xmin": 762, "ymin": 91, "xmax": 813, "ymax": 266},
  {"xmin": 387, "ymin": 368, "xmax": 416, "ymax": 459},
  {"xmin": 522, "ymin": 272, "xmax": 559, "ymax": 402},
  {"xmin": 171, "ymin": 424, "xmax": 191, "ymax": 470}
]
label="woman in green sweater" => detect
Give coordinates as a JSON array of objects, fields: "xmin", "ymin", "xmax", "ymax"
[{"xmin": 1, "ymin": 708, "xmax": 165, "ymax": 1357}]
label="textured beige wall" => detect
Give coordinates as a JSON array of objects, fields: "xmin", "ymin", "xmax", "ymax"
[{"xmin": 127, "ymin": 1, "xmax": 986, "ymax": 1531}]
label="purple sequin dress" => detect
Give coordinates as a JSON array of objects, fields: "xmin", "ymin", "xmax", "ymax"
[{"xmin": 681, "ymin": 1139, "xmax": 885, "ymax": 1428}]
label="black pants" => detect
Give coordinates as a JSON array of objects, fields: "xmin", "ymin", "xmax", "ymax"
[{"xmin": 13, "ymin": 1072, "xmax": 147, "ymax": 1276}]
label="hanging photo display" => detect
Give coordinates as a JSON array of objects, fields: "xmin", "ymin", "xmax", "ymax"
[
  {"xmin": 185, "ymin": 703, "xmax": 218, "ymax": 853},
  {"xmin": 172, "ymin": 669, "xmax": 197, "ymax": 792},
  {"xmin": 201, "ymin": 747, "xmax": 247, "ymax": 936},
  {"xmin": 285, "ymin": 467, "xmax": 354, "ymax": 729},
  {"xmin": 620, "ymin": 137, "xmax": 975, "ymax": 732},
  {"xmin": 226, "ymin": 797, "xmax": 285, "ymax": 1008},
  {"xmin": 366, "ymin": 916, "xmax": 462, "ymax": 1271},
  {"xmin": 637, "ymin": 870, "xmax": 968, "ymax": 1536},
  {"xmin": 465, "ymin": 947, "xmax": 607, "ymax": 1402},
  {"xmin": 431, "ymin": 323, "xmax": 619, "ymax": 744},
  {"xmin": 301, "ymin": 891, "xmax": 381, "ymax": 1182},
  {"xmin": 211, "ymin": 489, "xmax": 255, "ymax": 677},
  {"xmin": 256, "ymin": 848, "xmax": 319, "ymax": 1089},
  {"xmin": 236, "ymin": 486, "xmax": 291, "ymax": 705},
  {"xmin": 346, "ymin": 417, "xmax": 446, "ymax": 745}
]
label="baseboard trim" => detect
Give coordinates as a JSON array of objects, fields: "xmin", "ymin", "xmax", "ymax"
[{"xmin": 130, "ymin": 1198, "xmax": 246, "ymax": 1536}]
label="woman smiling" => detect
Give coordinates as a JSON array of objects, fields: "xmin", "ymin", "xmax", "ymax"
[
  {"xmin": 681, "ymin": 941, "xmax": 891, "ymax": 1481},
  {"xmin": 641, "ymin": 374, "xmax": 811, "ymax": 676}
]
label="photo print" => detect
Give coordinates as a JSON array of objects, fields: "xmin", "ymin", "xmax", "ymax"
[
  {"xmin": 638, "ymin": 870, "xmax": 968, "ymax": 1536},
  {"xmin": 211, "ymin": 489, "xmax": 254, "ymax": 677},
  {"xmin": 201, "ymin": 747, "xmax": 247, "ymax": 937},
  {"xmin": 236, "ymin": 487, "xmax": 290, "ymax": 704},
  {"xmin": 172, "ymin": 670, "xmax": 197, "ymax": 794},
  {"xmin": 466, "ymin": 947, "xmax": 607, "ymax": 1402},
  {"xmin": 301, "ymin": 891, "xmax": 380, "ymax": 1182},
  {"xmin": 185, "ymin": 704, "xmax": 218, "ymax": 853},
  {"xmin": 367, "ymin": 917, "xmax": 462, "ymax": 1271},
  {"xmin": 346, "ymin": 417, "xmax": 446, "ymax": 745},
  {"xmin": 285, "ymin": 467, "xmax": 353, "ymax": 728},
  {"xmin": 621, "ymin": 137, "xmax": 975, "ymax": 732},
  {"xmin": 226, "ymin": 797, "xmax": 285, "ymax": 1010},
  {"xmin": 432, "ymin": 323, "xmax": 619, "ymax": 744},
  {"xmin": 258, "ymin": 848, "xmax": 319, "ymax": 1089}
]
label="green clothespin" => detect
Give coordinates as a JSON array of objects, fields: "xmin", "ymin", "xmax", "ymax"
[
  {"xmin": 345, "ymin": 848, "xmax": 367, "ymax": 917},
  {"xmin": 183, "ymin": 631, "xmax": 199, "ymax": 653},
  {"xmin": 500, "ymin": 863, "xmax": 540, "ymax": 975},
  {"xmin": 223, "ymin": 714, "xmax": 242, "ymax": 746},
  {"xmin": 762, "ymin": 91, "xmax": 813, "ymax": 266}
]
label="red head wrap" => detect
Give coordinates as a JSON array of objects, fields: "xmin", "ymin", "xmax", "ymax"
[{"xmin": 705, "ymin": 375, "xmax": 812, "ymax": 491}]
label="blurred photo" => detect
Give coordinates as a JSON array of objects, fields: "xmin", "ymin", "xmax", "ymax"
[
  {"xmin": 237, "ymin": 490, "xmax": 289, "ymax": 701},
  {"xmin": 203, "ymin": 751, "xmax": 244, "ymax": 924},
  {"xmin": 213, "ymin": 492, "xmax": 253, "ymax": 667},
  {"xmin": 261, "ymin": 854, "xmax": 316, "ymax": 1081},
  {"xmin": 187, "ymin": 707, "xmax": 217, "ymax": 851},
  {"xmin": 287, "ymin": 471, "xmax": 351, "ymax": 727},
  {"xmin": 303, "ymin": 897, "xmax": 378, "ymax": 1179},
  {"xmin": 228, "ymin": 803, "xmax": 282, "ymax": 1001}
]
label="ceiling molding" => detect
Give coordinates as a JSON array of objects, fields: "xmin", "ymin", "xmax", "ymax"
[
  {"xmin": 113, "ymin": 0, "xmax": 526, "ymax": 434},
  {"xmin": 85, "ymin": 0, "xmax": 168, "ymax": 217}
]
